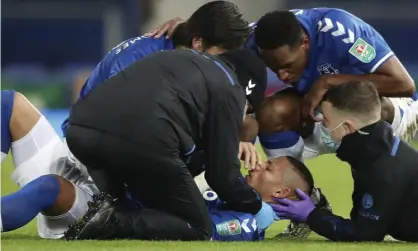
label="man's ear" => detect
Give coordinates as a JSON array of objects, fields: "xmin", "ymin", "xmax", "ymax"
[
  {"xmin": 272, "ymin": 187, "xmax": 291, "ymax": 199},
  {"xmin": 301, "ymin": 35, "xmax": 309, "ymax": 50},
  {"xmin": 344, "ymin": 120, "xmax": 358, "ymax": 134},
  {"xmin": 191, "ymin": 37, "xmax": 203, "ymax": 52}
]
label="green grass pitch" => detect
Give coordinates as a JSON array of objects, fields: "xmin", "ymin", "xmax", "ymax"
[{"xmin": 1, "ymin": 142, "xmax": 418, "ymax": 250}]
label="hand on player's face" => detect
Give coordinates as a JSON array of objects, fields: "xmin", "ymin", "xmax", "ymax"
[
  {"xmin": 238, "ymin": 142, "xmax": 263, "ymax": 170},
  {"xmin": 144, "ymin": 17, "xmax": 186, "ymax": 39}
]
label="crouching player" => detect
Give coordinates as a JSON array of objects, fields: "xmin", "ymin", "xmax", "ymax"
[
  {"xmin": 0, "ymin": 90, "xmax": 98, "ymax": 238},
  {"xmin": 257, "ymin": 87, "xmax": 418, "ymax": 161}
]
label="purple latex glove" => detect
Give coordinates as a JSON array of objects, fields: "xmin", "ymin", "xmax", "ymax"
[{"xmin": 270, "ymin": 189, "xmax": 315, "ymax": 222}]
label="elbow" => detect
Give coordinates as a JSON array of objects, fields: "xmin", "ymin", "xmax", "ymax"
[
  {"xmin": 397, "ymin": 76, "xmax": 416, "ymax": 97},
  {"xmin": 330, "ymin": 232, "xmax": 385, "ymax": 242},
  {"xmin": 204, "ymin": 172, "xmax": 226, "ymax": 195}
]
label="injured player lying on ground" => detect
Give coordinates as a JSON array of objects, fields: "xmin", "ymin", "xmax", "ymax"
[
  {"xmin": 63, "ymin": 156, "xmax": 320, "ymax": 241},
  {"xmin": 0, "ymin": 90, "xmax": 262, "ymax": 238}
]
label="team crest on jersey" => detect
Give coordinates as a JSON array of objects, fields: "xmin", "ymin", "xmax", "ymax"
[
  {"xmin": 216, "ymin": 219, "xmax": 241, "ymax": 236},
  {"xmin": 317, "ymin": 63, "xmax": 339, "ymax": 75},
  {"xmin": 349, "ymin": 38, "xmax": 376, "ymax": 63}
]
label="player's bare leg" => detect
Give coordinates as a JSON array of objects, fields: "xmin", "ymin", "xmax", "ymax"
[
  {"xmin": 0, "ymin": 90, "xmax": 97, "ymax": 237},
  {"xmin": 2, "ymin": 175, "xmax": 74, "ymax": 231},
  {"xmin": 1, "ymin": 91, "xmax": 41, "ymax": 162},
  {"xmin": 9, "ymin": 92, "xmax": 42, "ymax": 143}
]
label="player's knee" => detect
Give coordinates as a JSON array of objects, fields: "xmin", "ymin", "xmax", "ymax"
[{"xmin": 31, "ymin": 174, "xmax": 61, "ymax": 196}]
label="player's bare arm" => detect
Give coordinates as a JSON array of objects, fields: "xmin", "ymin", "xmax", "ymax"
[{"xmin": 321, "ymin": 56, "xmax": 415, "ymax": 97}]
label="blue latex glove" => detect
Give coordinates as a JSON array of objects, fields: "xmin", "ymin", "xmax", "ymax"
[
  {"xmin": 270, "ymin": 189, "xmax": 315, "ymax": 222},
  {"xmin": 255, "ymin": 201, "xmax": 280, "ymax": 233}
]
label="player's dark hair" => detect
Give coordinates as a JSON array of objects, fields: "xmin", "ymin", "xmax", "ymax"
[
  {"xmin": 323, "ymin": 81, "xmax": 381, "ymax": 118},
  {"xmin": 255, "ymin": 10, "xmax": 303, "ymax": 50},
  {"xmin": 286, "ymin": 156, "xmax": 314, "ymax": 196},
  {"xmin": 172, "ymin": 23, "xmax": 190, "ymax": 48},
  {"xmin": 184, "ymin": 1, "xmax": 252, "ymax": 50}
]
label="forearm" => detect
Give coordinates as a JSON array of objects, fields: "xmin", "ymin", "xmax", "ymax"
[
  {"xmin": 307, "ymin": 208, "xmax": 385, "ymax": 242},
  {"xmin": 330, "ymin": 74, "xmax": 414, "ymax": 97}
]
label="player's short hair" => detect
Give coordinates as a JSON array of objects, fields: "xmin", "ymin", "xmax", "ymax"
[
  {"xmin": 323, "ymin": 80, "xmax": 381, "ymax": 123},
  {"xmin": 286, "ymin": 156, "xmax": 314, "ymax": 196},
  {"xmin": 255, "ymin": 10, "xmax": 303, "ymax": 50},
  {"xmin": 172, "ymin": 23, "xmax": 190, "ymax": 48},
  {"xmin": 185, "ymin": 1, "xmax": 252, "ymax": 50}
]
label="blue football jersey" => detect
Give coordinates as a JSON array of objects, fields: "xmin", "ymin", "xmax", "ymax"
[
  {"xmin": 203, "ymin": 190, "xmax": 265, "ymax": 241},
  {"xmin": 247, "ymin": 8, "xmax": 410, "ymax": 95},
  {"xmin": 250, "ymin": 8, "xmax": 417, "ymax": 155},
  {"xmin": 61, "ymin": 36, "xmax": 175, "ymax": 135},
  {"xmin": 291, "ymin": 8, "xmax": 396, "ymax": 94}
]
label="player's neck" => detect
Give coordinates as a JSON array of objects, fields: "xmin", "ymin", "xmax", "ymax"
[{"xmin": 204, "ymin": 46, "xmax": 226, "ymax": 55}]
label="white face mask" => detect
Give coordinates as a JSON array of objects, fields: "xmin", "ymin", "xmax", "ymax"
[{"xmin": 318, "ymin": 123, "xmax": 343, "ymax": 151}]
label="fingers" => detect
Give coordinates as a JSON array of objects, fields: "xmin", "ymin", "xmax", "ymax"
[
  {"xmin": 269, "ymin": 203, "xmax": 288, "ymax": 212},
  {"xmin": 154, "ymin": 22, "xmax": 171, "ymax": 39},
  {"xmin": 302, "ymin": 97, "xmax": 311, "ymax": 120},
  {"xmin": 249, "ymin": 144, "xmax": 260, "ymax": 170},
  {"xmin": 237, "ymin": 144, "xmax": 243, "ymax": 160},
  {"xmin": 296, "ymin": 188, "xmax": 310, "ymax": 200},
  {"xmin": 275, "ymin": 198, "xmax": 292, "ymax": 206},
  {"xmin": 239, "ymin": 142, "xmax": 261, "ymax": 170},
  {"xmin": 244, "ymin": 146, "xmax": 251, "ymax": 169},
  {"xmin": 256, "ymin": 149, "xmax": 263, "ymax": 166},
  {"xmin": 309, "ymin": 105, "xmax": 317, "ymax": 121}
]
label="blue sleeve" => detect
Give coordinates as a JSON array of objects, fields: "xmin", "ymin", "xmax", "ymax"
[
  {"xmin": 61, "ymin": 36, "xmax": 174, "ymax": 136},
  {"xmin": 203, "ymin": 191, "xmax": 263, "ymax": 241},
  {"xmin": 1, "ymin": 90, "xmax": 15, "ymax": 154},
  {"xmin": 320, "ymin": 10, "xmax": 394, "ymax": 73},
  {"xmin": 78, "ymin": 36, "xmax": 173, "ymax": 100}
]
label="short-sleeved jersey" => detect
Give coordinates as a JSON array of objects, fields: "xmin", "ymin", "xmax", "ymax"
[
  {"xmin": 246, "ymin": 8, "xmax": 415, "ymax": 97},
  {"xmin": 61, "ymin": 36, "xmax": 174, "ymax": 135},
  {"xmin": 291, "ymin": 8, "xmax": 396, "ymax": 94}
]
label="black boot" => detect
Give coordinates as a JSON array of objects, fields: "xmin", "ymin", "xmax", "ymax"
[{"xmin": 64, "ymin": 193, "xmax": 129, "ymax": 240}]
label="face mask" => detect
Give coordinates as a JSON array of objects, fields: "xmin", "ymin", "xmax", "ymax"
[{"xmin": 318, "ymin": 123, "xmax": 343, "ymax": 151}]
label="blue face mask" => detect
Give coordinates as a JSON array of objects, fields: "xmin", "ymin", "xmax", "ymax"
[{"xmin": 318, "ymin": 123, "xmax": 341, "ymax": 151}]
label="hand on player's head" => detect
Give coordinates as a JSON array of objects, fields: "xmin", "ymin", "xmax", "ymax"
[
  {"xmin": 145, "ymin": 17, "xmax": 186, "ymax": 39},
  {"xmin": 246, "ymin": 156, "xmax": 313, "ymax": 203}
]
